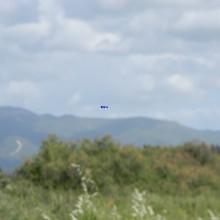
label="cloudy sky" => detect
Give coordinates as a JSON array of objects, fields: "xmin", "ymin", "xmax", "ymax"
[{"xmin": 1, "ymin": 0, "xmax": 220, "ymax": 129}]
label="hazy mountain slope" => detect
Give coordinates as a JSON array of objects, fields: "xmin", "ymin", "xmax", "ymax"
[{"xmin": 0, "ymin": 106, "xmax": 220, "ymax": 171}]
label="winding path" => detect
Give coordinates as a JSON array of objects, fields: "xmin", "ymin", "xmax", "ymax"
[{"xmin": 10, "ymin": 140, "xmax": 23, "ymax": 156}]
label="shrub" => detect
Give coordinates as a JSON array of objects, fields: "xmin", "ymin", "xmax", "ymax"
[
  {"xmin": 182, "ymin": 141, "xmax": 213, "ymax": 165},
  {"xmin": 0, "ymin": 169, "xmax": 9, "ymax": 188}
]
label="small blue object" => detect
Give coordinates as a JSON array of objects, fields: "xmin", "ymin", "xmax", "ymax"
[{"xmin": 101, "ymin": 105, "xmax": 109, "ymax": 109}]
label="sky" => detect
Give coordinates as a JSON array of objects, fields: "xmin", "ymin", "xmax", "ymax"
[{"xmin": 1, "ymin": 0, "xmax": 220, "ymax": 130}]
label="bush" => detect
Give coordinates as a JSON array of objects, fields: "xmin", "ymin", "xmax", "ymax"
[
  {"xmin": 182, "ymin": 141, "xmax": 213, "ymax": 165},
  {"xmin": 16, "ymin": 136, "xmax": 220, "ymax": 195},
  {"xmin": 0, "ymin": 169, "xmax": 10, "ymax": 188}
]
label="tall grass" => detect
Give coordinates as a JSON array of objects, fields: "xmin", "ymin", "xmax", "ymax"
[{"xmin": 1, "ymin": 165, "xmax": 220, "ymax": 220}]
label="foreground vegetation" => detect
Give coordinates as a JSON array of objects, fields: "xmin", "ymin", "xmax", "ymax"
[{"xmin": 1, "ymin": 135, "xmax": 220, "ymax": 220}]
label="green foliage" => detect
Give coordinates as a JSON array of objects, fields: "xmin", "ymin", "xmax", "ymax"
[
  {"xmin": 182, "ymin": 141, "xmax": 214, "ymax": 165},
  {"xmin": 1, "ymin": 180, "xmax": 220, "ymax": 220},
  {"xmin": 0, "ymin": 169, "xmax": 10, "ymax": 189},
  {"xmin": 2, "ymin": 136, "xmax": 220, "ymax": 219},
  {"xmin": 16, "ymin": 136, "xmax": 220, "ymax": 195}
]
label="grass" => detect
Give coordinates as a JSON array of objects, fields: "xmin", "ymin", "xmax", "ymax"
[{"xmin": 1, "ymin": 175, "xmax": 220, "ymax": 220}]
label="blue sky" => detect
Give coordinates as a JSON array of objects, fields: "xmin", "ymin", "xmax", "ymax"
[{"xmin": 1, "ymin": 0, "xmax": 220, "ymax": 129}]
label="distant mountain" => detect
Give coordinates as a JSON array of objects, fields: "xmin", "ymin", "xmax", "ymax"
[{"xmin": 0, "ymin": 106, "xmax": 220, "ymax": 172}]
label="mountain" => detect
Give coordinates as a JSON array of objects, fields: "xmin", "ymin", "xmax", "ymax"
[{"xmin": 0, "ymin": 106, "xmax": 220, "ymax": 172}]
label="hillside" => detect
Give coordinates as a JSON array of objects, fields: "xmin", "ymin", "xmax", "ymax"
[{"xmin": 1, "ymin": 106, "xmax": 220, "ymax": 172}]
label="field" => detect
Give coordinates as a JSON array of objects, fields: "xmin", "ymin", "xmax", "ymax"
[
  {"xmin": 1, "ymin": 179, "xmax": 220, "ymax": 220},
  {"xmin": 1, "ymin": 136, "xmax": 220, "ymax": 220}
]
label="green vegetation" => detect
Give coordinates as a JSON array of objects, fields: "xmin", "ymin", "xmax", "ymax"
[{"xmin": 1, "ymin": 135, "xmax": 220, "ymax": 220}]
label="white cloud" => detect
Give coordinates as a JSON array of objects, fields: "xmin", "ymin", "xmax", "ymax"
[
  {"xmin": 38, "ymin": 0, "xmax": 123, "ymax": 52},
  {"xmin": 38, "ymin": 0, "xmax": 63, "ymax": 23},
  {"xmin": 48, "ymin": 18, "xmax": 122, "ymax": 52},
  {"xmin": 68, "ymin": 93, "xmax": 81, "ymax": 105},
  {"xmin": 97, "ymin": 0, "xmax": 129, "ymax": 10},
  {"xmin": 155, "ymin": 0, "xmax": 203, "ymax": 7},
  {"xmin": 0, "ymin": 0, "xmax": 123, "ymax": 53},
  {"xmin": 130, "ymin": 10, "xmax": 171, "ymax": 33},
  {"xmin": 171, "ymin": 8, "xmax": 220, "ymax": 42},
  {"xmin": 175, "ymin": 9, "xmax": 220, "ymax": 31},
  {"xmin": 6, "ymin": 81, "xmax": 39, "ymax": 98},
  {"xmin": 3, "ymin": 21, "xmax": 49, "ymax": 44},
  {"xmin": 0, "ymin": 80, "xmax": 40, "ymax": 109},
  {"xmin": 138, "ymin": 75, "xmax": 155, "ymax": 92},
  {"xmin": 0, "ymin": 0, "xmax": 16, "ymax": 12},
  {"xmin": 168, "ymin": 74, "xmax": 194, "ymax": 92}
]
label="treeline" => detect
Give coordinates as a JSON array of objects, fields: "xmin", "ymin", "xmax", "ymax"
[{"xmin": 11, "ymin": 135, "xmax": 220, "ymax": 195}]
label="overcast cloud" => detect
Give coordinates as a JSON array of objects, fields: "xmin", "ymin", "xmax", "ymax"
[{"xmin": 1, "ymin": 0, "xmax": 220, "ymax": 129}]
